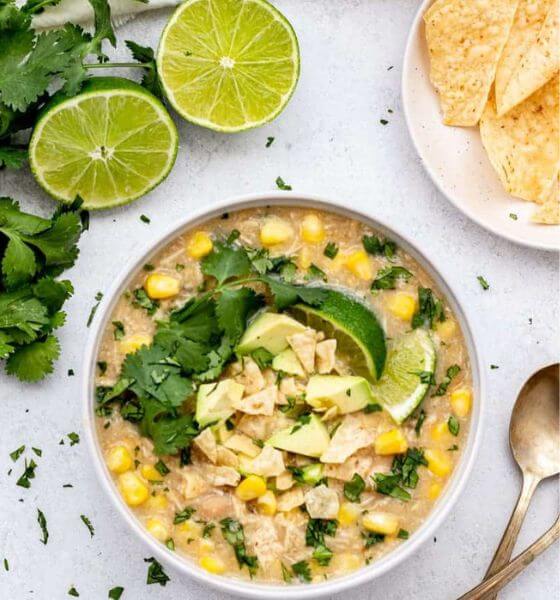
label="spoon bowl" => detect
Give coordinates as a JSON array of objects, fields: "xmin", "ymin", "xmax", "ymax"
[{"xmin": 510, "ymin": 363, "xmax": 560, "ymax": 479}]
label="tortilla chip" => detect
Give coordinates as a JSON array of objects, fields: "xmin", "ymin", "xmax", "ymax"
[
  {"xmin": 424, "ymin": 0, "xmax": 519, "ymax": 126},
  {"xmin": 480, "ymin": 75, "xmax": 559, "ymax": 203},
  {"xmin": 532, "ymin": 175, "xmax": 559, "ymax": 224},
  {"xmin": 495, "ymin": 0, "xmax": 553, "ymax": 115},
  {"xmin": 497, "ymin": 1, "xmax": 560, "ymax": 115}
]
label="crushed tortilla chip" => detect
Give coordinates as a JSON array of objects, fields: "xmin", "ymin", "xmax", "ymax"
[
  {"xmin": 480, "ymin": 75, "xmax": 559, "ymax": 203},
  {"xmin": 424, "ymin": 0, "xmax": 519, "ymax": 126},
  {"xmin": 532, "ymin": 175, "xmax": 560, "ymax": 224},
  {"xmin": 497, "ymin": 0, "xmax": 560, "ymax": 115}
]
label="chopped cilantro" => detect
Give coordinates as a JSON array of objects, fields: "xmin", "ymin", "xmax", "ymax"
[
  {"xmin": 266, "ymin": 136, "xmax": 275, "ymax": 147},
  {"xmin": 362, "ymin": 234, "xmax": 397, "ymax": 259},
  {"xmin": 155, "ymin": 459, "xmax": 170, "ymax": 476},
  {"xmin": 32, "ymin": 447, "xmax": 42, "ymax": 457},
  {"xmin": 249, "ymin": 347, "xmax": 274, "ymax": 370},
  {"xmin": 220, "ymin": 518, "xmax": 258, "ymax": 576},
  {"xmin": 364, "ymin": 402, "xmax": 382, "ymax": 413},
  {"xmin": 37, "ymin": 508, "xmax": 48, "ymax": 544},
  {"xmin": 140, "ymin": 214, "xmax": 151, "ymax": 224},
  {"xmin": 9, "ymin": 445, "xmax": 25, "ymax": 462},
  {"xmin": 108, "ymin": 587, "xmax": 124, "ymax": 600},
  {"xmin": 173, "ymin": 507, "xmax": 196, "ymax": 524},
  {"xmin": 165, "ymin": 538, "xmax": 175, "ymax": 551},
  {"xmin": 67, "ymin": 368, "xmax": 74, "ymax": 376},
  {"xmin": 97, "ymin": 361, "xmax": 107, "ymax": 375},
  {"xmin": 68, "ymin": 587, "xmax": 79, "ymax": 597},
  {"xmin": 433, "ymin": 365, "xmax": 461, "ymax": 396},
  {"xmin": 132, "ymin": 289, "xmax": 159, "ymax": 316},
  {"xmin": 144, "ymin": 557, "xmax": 169, "ymax": 586},
  {"xmin": 490, "ymin": 364, "xmax": 499, "ymax": 370},
  {"xmin": 412, "ymin": 287, "xmax": 445, "ymax": 329},
  {"xmin": 275, "ymin": 176, "xmax": 292, "ymax": 191},
  {"xmin": 344, "ymin": 473, "xmax": 366, "ymax": 502},
  {"xmin": 67, "ymin": 432, "xmax": 80, "ymax": 446},
  {"xmin": 202, "ymin": 522, "xmax": 215, "ymax": 538},
  {"xmin": 112, "ymin": 321, "xmax": 125, "ymax": 340},
  {"xmin": 477, "ymin": 275, "xmax": 490, "ymax": 290},
  {"xmin": 16, "ymin": 458, "xmax": 37, "ymax": 488},
  {"xmin": 371, "ymin": 266, "xmax": 412, "ymax": 290},
  {"xmin": 379, "ymin": 119, "xmax": 389, "ymax": 125},
  {"xmin": 281, "ymin": 562, "xmax": 293, "ymax": 583},
  {"xmin": 87, "ymin": 292, "xmax": 104, "ymax": 327},
  {"xmin": 397, "ymin": 528, "xmax": 409, "ymax": 539},
  {"xmin": 143, "ymin": 263, "xmax": 155, "ymax": 272},
  {"xmin": 363, "ymin": 531, "xmax": 385, "ymax": 547},
  {"xmin": 175, "ymin": 263, "xmax": 185, "ymax": 272},
  {"xmin": 373, "ymin": 448, "xmax": 427, "ymax": 501},
  {"xmin": 291, "ymin": 560, "xmax": 311, "ymax": 582},
  {"xmin": 3, "ymin": 558, "xmax": 9, "ymax": 571},
  {"xmin": 290, "ymin": 413, "xmax": 311, "ymax": 434},
  {"xmin": 447, "ymin": 444, "xmax": 459, "ymax": 451},
  {"xmin": 80, "ymin": 514, "xmax": 94, "ymax": 537},
  {"xmin": 323, "ymin": 242, "xmax": 339, "ymax": 259},
  {"xmin": 305, "ymin": 264, "xmax": 327, "ymax": 282},
  {"xmin": 447, "ymin": 416, "xmax": 460, "ymax": 436},
  {"xmin": 509, "ymin": 213, "xmax": 518, "ymax": 220},
  {"xmin": 414, "ymin": 409, "xmax": 426, "ymax": 435}
]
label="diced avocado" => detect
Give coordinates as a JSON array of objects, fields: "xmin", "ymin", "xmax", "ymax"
[
  {"xmin": 237, "ymin": 312, "xmax": 307, "ymax": 355},
  {"xmin": 290, "ymin": 463, "xmax": 324, "ymax": 485},
  {"xmin": 272, "ymin": 349, "xmax": 305, "ymax": 377},
  {"xmin": 195, "ymin": 379, "xmax": 244, "ymax": 427},
  {"xmin": 306, "ymin": 375, "xmax": 373, "ymax": 414},
  {"xmin": 266, "ymin": 414, "xmax": 330, "ymax": 458}
]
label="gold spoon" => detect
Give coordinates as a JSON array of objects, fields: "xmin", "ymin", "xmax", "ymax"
[
  {"xmin": 458, "ymin": 516, "xmax": 559, "ymax": 599},
  {"xmin": 481, "ymin": 363, "xmax": 559, "ymax": 599}
]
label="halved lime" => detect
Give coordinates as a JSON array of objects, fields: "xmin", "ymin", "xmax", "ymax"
[
  {"xmin": 371, "ymin": 329, "xmax": 436, "ymax": 424},
  {"xmin": 290, "ymin": 289, "xmax": 386, "ymax": 382},
  {"xmin": 29, "ymin": 77, "xmax": 178, "ymax": 210},
  {"xmin": 157, "ymin": 0, "xmax": 300, "ymax": 132}
]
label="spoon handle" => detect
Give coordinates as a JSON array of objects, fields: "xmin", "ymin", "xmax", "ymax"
[
  {"xmin": 457, "ymin": 517, "xmax": 560, "ymax": 600},
  {"xmin": 483, "ymin": 471, "xmax": 540, "ymax": 598}
]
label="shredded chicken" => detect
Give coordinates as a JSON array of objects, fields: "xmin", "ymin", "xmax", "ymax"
[{"xmin": 305, "ymin": 484, "xmax": 340, "ymax": 519}]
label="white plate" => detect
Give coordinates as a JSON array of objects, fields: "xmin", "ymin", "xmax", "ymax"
[{"xmin": 402, "ymin": 0, "xmax": 560, "ymax": 252}]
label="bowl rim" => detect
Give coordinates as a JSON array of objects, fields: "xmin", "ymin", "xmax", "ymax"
[
  {"xmin": 82, "ymin": 191, "xmax": 485, "ymax": 599},
  {"xmin": 401, "ymin": 0, "xmax": 559, "ymax": 253}
]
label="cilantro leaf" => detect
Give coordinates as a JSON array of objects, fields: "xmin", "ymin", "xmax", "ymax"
[
  {"xmin": 201, "ymin": 242, "xmax": 251, "ymax": 284},
  {"xmin": 291, "ymin": 560, "xmax": 311, "ymax": 582},
  {"xmin": 371, "ymin": 266, "xmax": 412, "ymax": 290},
  {"xmin": 144, "ymin": 557, "xmax": 169, "ymax": 586},
  {"xmin": 411, "ymin": 287, "xmax": 445, "ymax": 329},
  {"xmin": 125, "ymin": 40, "xmax": 163, "ymax": 99},
  {"xmin": 362, "ymin": 234, "xmax": 396, "ymax": 259},
  {"xmin": 6, "ymin": 335, "xmax": 60, "ymax": 381},
  {"xmin": 220, "ymin": 518, "xmax": 258, "ymax": 576},
  {"xmin": 216, "ymin": 287, "xmax": 261, "ymax": 343},
  {"xmin": 433, "ymin": 364, "xmax": 461, "ymax": 396},
  {"xmin": 260, "ymin": 275, "xmax": 326, "ymax": 310},
  {"xmin": 343, "ymin": 473, "xmax": 365, "ymax": 502},
  {"xmin": 0, "ymin": 145, "xmax": 27, "ymax": 169}
]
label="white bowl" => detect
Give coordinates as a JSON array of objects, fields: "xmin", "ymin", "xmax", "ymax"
[
  {"xmin": 83, "ymin": 192, "xmax": 484, "ymax": 599},
  {"xmin": 402, "ymin": 0, "xmax": 560, "ymax": 252}
]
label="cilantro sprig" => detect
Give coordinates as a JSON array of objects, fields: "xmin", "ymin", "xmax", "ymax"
[{"xmin": 0, "ymin": 197, "xmax": 85, "ymax": 380}]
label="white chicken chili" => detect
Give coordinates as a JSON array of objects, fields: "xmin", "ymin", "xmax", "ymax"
[{"xmin": 95, "ymin": 206, "xmax": 473, "ymax": 584}]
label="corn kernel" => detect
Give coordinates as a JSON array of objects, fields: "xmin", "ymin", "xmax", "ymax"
[
  {"xmin": 301, "ymin": 214, "xmax": 325, "ymax": 243},
  {"xmin": 178, "ymin": 520, "xmax": 202, "ymax": 537},
  {"xmin": 257, "ymin": 490, "xmax": 277, "ymax": 516},
  {"xmin": 106, "ymin": 445, "xmax": 133, "ymax": 474},
  {"xmin": 331, "ymin": 553, "xmax": 362, "ymax": 573},
  {"xmin": 119, "ymin": 333, "xmax": 152, "ymax": 355},
  {"xmin": 118, "ymin": 472, "xmax": 149, "ymax": 506},
  {"xmin": 144, "ymin": 273, "xmax": 180, "ymax": 299},
  {"xmin": 235, "ymin": 475, "xmax": 267, "ymax": 501},
  {"xmin": 387, "ymin": 293, "xmax": 417, "ymax": 321},
  {"xmin": 450, "ymin": 388, "xmax": 472, "ymax": 417},
  {"xmin": 375, "ymin": 428, "xmax": 408, "ymax": 455},
  {"xmin": 425, "ymin": 448, "xmax": 452, "ymax": 478},
  {"xmin": 428, "ymin": 482, "xmax": 442, "ymax": 500},
  {"xmin": 430, "ymin": 421, "xmax": 451, "ymax": 442},
  {"xmin": 362, "ymin": 511, "xmax": 399, "ymax": 536},
  {"xmin": 187, "ymin": 231, "xmax": 213, "ymax": 259},
  {"xmin": 436, "ymin": 319, "xmax": 456, "ymax": 341},
  {"xmin": 146, "ymin": 494, "xmax": 168, "ymax": 511},
  {"xmin": 345, "ymin": 250, "xmax": 373, "ymax": 280},
  {"xmin": 198, "ymin": 538, "xmax": 215, "ymax": 554},
  {"xmin": 140, "ymin": 464, "xmax": 163, "ymax": 482},
  {"xmin": 260, "ymin": 219, "xmax": 294, "ymax": 246},
  {"xmin": 199, "ymin": 555, "xmax": 225, "ymax": 575},
  {"xmin": 337, "ymin": 502, "xmax": 359, "ymax": 527},
  {"xmin": 298, "ymin": 246, "xmax": 312, "ymax": 269},
  {"xmin": 146, "ymin": 518, "xmax": 169, "ymax": 542}
]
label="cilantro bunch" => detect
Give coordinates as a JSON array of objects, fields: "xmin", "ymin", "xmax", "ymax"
[
  {"xmin": 0, "ymin": 0, "xmax": 159, "ymax": 169},
  {"xmin": 98, "ymin": 235, "xmax": 328, "ymax": 457},
  {"xmin": 0, "ymin": 197, "xmax": 85, "ymax": 381}
]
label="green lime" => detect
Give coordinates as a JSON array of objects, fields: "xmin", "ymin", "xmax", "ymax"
[
  {"xmin": 157, "ymin": 0, "xmax": 300, "ymax": 132},
  {"xmin": 290, "ymin": 289, "xmax": 386, "ymax": 382},
  {"xmin": 371, "ymin": 329, "xmax": 436, "ymax": 424},
  {"xmin": 29, "ymin": 77, "xmax": 178, "ymax": 210}
]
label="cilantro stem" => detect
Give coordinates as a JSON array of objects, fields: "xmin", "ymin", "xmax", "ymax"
[{"xmin": 83, "ymin": 62, "xmax": 151, "ymax": 70}]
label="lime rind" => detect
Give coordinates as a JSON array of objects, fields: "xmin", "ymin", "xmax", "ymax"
[
  {"xmin": 371, "ymin": 329, "xmax": 436, "ymax": 424},
  {"xmin": 29, "ymin": 77, "xmax": 178, "ymax": 210},
  {"xmin": 156, "ymin": 0, "xmax": 300, "ymax": 132}
]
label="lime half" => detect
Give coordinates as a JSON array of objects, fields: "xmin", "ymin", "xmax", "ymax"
[
  {"xmin": 29, "ymin": 77, "xmax": 178, "ymax": 210},
  {"xmin": 371, "ymin": 329, "xmax": 436, "ymax": 424},
  {"xmin": 157, "ymin": 0, "xmax": 300, "ymax": 132},
  {"xmin": 290, "ymin": 289, "xmax": 386, "ymax": 382}
]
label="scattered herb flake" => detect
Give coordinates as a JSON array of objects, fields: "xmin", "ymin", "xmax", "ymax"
[
  {"xmin": 323, "ymin": 242, "xmax": 339, "ymax": 259},
  {"xmin": 291, "ymin": 560, "xmax": 311, "ymax": 583},
  {"xmin": 448, "ymin": 444, "xmax": 459, "ymax": 451},
  {"xmin": 379, "ymin": 119, "xmax": 389, "ymax": 125},
  {"xmin": 344, "ymin": 473, "xmax": 366, "ymax": 502},
  {"xmin": 305, "ymin": 264, "xmax": 327, "ymax": 282},
  {"xmin": 281, "ymin": 562, "xmax": 293, "ymax": 583},
  {"xmin": 509, "ymin": 213, "xmax": 518, "ymax": 220},
  {"xmin": 275, "ymin": 176, "xmax": 292, "ymax": 191},
  {"xmin": 371, "ymin": 266, "xmax": 412, "ymax": 290},
  {"xmin": 16, "ymin": 459, "xmax": 37, "ymax": 488},
  {"xmin": 266, "ymin": 136, "xmax": 275, "ymax": 147},
  {"xmin": 68, "ymin": 586, "xmax": 79, "ymax": 597},
  {"xmin": 173, "ymin": 507, "xmax": 196, "ymax": 524},
  {"xmin": 397, "ymin": 528, "xmax": 409, "ymax": 540},
  {"xmin": 202, "ymin": 522, "xmax": 216, "ymax": 538},
  {"xmin": 447, "ymin": 416, "xmax": 460, "ymax": 436},
  {"xmin": 154, "ymin": 459, "xmax": 170, "ymax": 476},
  {"xmin": 220, "ymin": 518, "xmax": 258, "ymax": 576},
  {"xmin": 108, "ymin": 587, "xmax": 124, "ymax": 600},
  {"xmin": 477, "ymin": 275, "xmax": 490, "ymax": 290},
  {"xmin": 37, "ymin": 509, "xmax": 49, "ymax": 544},
  {"xmin": 87, "ymin": 292, "xmax": 104, "ymax": 327},
  {"xmin": 412, "ymin": 287, "xmax": 445, "ymax": 329},
  {"xmin": 32, "ymin": 447, "xmax": 42, "ymax": 457},
  {"xmin": 112, "ymin": 321, "xmax": 125, "ymax": 341},
  {"xmin": 490, "ymin": 364, "xmax": 499, "ymax": 370},
  {"xmin": 364, "ymin": 402, "xmax": 382, "ymax": 414},
  {"xmin": 3, "ymin": 558, "xmax": 8, "ymax": 571},
  {"xmin": 165, "ymin": 538, "xmax": 175, "ymax": 551},
  {"xmin": 362, "ymin": 234, "xmax": 396, "ymax": 259},
  {"xmin": 414, "ymin": 409, "xmax": 426, "ymax": 435},
  {"xmin": 80, "ymin": 514, "xmax": 94, "ymax": 537},
  {"xmin": 433, "ymin": 365, "xmax": 461, "ymax": 396},
  {"xmin": 10, "ymin": 445, "xmax": 25, "ymax": 462},
  {"xmin": 97, "ymin": 361, "xmax": 108, "ymax": 375},
  {"xmin": 145, "ymin": 557, "xmax": 169, "ymax": 586},
  {"xmin": 67, "ymin": 432, "xmax": 80, "ymax": 446},
  {"xmin": 140, "ymin": 214, "xmax": 151, "ymax": 224}
]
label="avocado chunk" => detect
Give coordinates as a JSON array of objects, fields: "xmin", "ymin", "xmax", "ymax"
[
  {"xmin": 272, "ymin": 349, "xmax": 305, "ymax": 377},
  {"xmin": 237, "ymin": 312, "xmax": 307, "ymax": 355},
  {"xmin": 266, "ymin": 414, "xmax": 330, "ymax": 458},
  {"xmin": 195, "ymin": 379, "xmax": 244, "ymax": 427},
  {"xmin": 306, "ymin": 375, "xmax": 373, "ymax": 414},
  {"xmin": 289, "ymin": 463, "xmax": 324, "ymax": 485}
]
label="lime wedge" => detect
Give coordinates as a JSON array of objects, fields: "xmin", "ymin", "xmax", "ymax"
[
  {"xmin": 371, "ymin": 329, "xmax": 436, "ymax": 424},
  {"xmin": 290, "ymin": 289, "xmax": 386, "ymax": 382},
  {"xmin": 157, "ymin": 0, "xmax": 300, "ymax": 132},
  {"xmin": 29, "ymin": 77, "xmax": 178, "ymax": 210}
]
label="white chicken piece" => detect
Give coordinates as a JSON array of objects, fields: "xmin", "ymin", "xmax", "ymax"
[
  {"xmin": 245, "ymin": 518, "xmax": 282, "ymax": 568},
  {"xmin": 181, "ymin": 469, "xmax": 209, "ymax": 499},
  {"xmin": 216, "ymin": 446, "xmax": 239, "ymax": 468},
  {"xmin": 193, "ymin": 428, "xmax": 217, "ymax": 464},
  {"xmin": 304, "ymin": 484, "xmax": 340, "ymax": 519},
  {"xmin": 250, "ymin": 446, "xmax": 285, "ymax": 477},
  {"xmin": 204, "ymin": 466, "xmax": 241, "ymax": 487},
  {"xmin": 320, "ymin": 414, "xmax": 376, "ymax": 464},
  {"xmin": 236, "ymin": 357, "xmax": 265, "ymax": 395},
  {"xmin": 275, "ymin": 470, "xmax": 294, "ymax": 491},
  {"xmin": 233, "ymin": 386, "xmax": 277, "ymax": 416},
  {"xmin": 287, "ymin": 330, "xmax": 316, "ymax": 373},
  {"xmin": 324, "ymin": 452, "xmax": 374, "ymax": 481},
  {"xmin": 277, "ymin": 487, "xmax": 305, "ymax": 512},
  {"xmin": 315, "ymin": 339, "xmax": 337, "ymax": 374}
]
